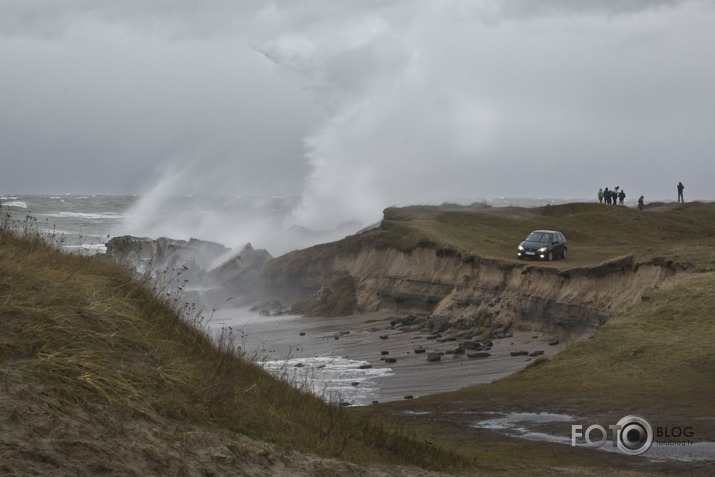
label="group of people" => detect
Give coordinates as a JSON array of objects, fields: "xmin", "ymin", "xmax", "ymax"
[
  {"xmin": 598, "ymin": 186, "xmax": 627, "ymax": 206},
  {"xmin": 597, "ymin": 182, "xmax": 685, "ymax": 212}
]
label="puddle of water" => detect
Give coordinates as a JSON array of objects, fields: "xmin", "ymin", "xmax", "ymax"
[
  {"xmin": 472, "ymin": 412, "xmax": 715, "ymax": 462},
  {"xmin": 475, "ymin": 412, "xmax": 574, "ymax": 430},
  {"xmin": 646, "ymin": 441, "xmax": 715, "ymax": 462},
  {"xmin": 397, "ymin": 410, "xmax": 433, "ymax": 416}
]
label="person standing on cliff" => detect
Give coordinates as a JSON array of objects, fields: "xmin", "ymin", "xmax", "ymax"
[
  {"xmin": 638, "ymin": 195, "xmax": 644, "ymax": 211},
  {"xmin": 677, "ymin": 181, "xmax": 685, "ymax": 203},
  {"xmin": 604, "ymin": 187, "xmax": 610, "ymax": 205},
  {"xmin": 598, "ymin": 188, "xmax": 604, "ymax": 203}
]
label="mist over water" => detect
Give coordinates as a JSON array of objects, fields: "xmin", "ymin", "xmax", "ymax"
[
  {"xmin": 119, "ymin": 192, "xmax": 367, "ymax": 257},
  {"xmin": 118, "ymin": 189, "xmax": 598, "ymax": 258},
  {"xmin": 114, "ymin": 1, "xmax": 712, "ymax": 251}
]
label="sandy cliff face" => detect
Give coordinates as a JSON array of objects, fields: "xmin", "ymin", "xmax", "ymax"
[
  {"xmin": 265, "ymin": 246, "xmax": 670, "ymax": 337},
  {"xmin": 104, "ymin": 234, "xmax": 673, "ymax": 337}
]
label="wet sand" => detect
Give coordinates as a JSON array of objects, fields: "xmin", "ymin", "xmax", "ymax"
[{"xmin": 209, "ymin": 309, "xmax": 566, "ymax": 405}]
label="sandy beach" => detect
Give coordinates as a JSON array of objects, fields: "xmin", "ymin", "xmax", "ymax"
[{"xmin": 209, "ymin": 309, "xmax": 566, "ymax": 406}]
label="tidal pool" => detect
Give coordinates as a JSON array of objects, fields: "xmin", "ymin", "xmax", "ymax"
[{"xmin": 472, "ymin": 412, "xmax": 715, "ymax": 462}]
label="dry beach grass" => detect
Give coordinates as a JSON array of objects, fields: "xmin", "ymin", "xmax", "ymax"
[
  {"xmin": 2, "ymin": 201, "xmax": 715, "ymax": 475},
  {"xmin": 0, "ymin": 230, "xmax": 467, "ymax": 476}
]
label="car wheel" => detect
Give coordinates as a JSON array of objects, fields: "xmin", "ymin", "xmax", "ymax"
[
  {"xmin": 561, "ymin": 248, "xmax": 567, "ymax": 259},
  {"xmin": 547, "ymin": 251, "xmax": 553, "ymax": 261}
]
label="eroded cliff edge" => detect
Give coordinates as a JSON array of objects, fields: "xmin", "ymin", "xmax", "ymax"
[
  {"xmin": 263, "ymin": 244, "xmax": 672, "ymax": 338},
  {"xmin": 262, "ymin": 201, "xmax": 715, "ymax": 337},
  {"xmin": 107, "ymin": 202, "xmax": 713, "ymax": 339}
]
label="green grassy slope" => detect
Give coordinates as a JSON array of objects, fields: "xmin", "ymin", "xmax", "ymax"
[
  {"xmin": 361, "ymin": 270, "xmax": 715, "ymax": 475},
  {"xmin": 352, "ymin": 204, "xmax": 715, "ymax": 475},
  {"xmin": 274, "ymin": 201, "xmax": 714, "ymax": 474},
  {"xmin": 383, "ymin": 270, "xmax": 715, "ymax": 419},
  {"xmin": 268, "ymin": 201, "xmax": 715, "ymax": 275}
]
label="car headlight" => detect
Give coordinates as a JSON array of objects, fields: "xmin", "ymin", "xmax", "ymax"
[
  {"xmin": 538, "ymin": 247, "xmax": 547, "ymax": 252},
  {"xmin": 518, "ymin": 245, "xmax": 524, "ymax": 251}
]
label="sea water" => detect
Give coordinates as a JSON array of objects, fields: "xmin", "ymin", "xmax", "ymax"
[
  {"xmin": 207, "ymin": 307, "xmax": 395, "ymax": 406},
  {"xmin": 0, "ymin": 194, "xmax": 305, "ymax": 254},
  {"xmin": 0, "ymin": 194, "xmax": 138, "ymax": 253}
]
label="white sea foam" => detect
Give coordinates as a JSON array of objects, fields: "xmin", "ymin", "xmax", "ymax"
[
  {"xmin": 61, "ymin": 243, "xmax": 108, "ymax": 254},
  {"xmin": 2, "ymin": 201, "xmax": 28, "ymax": 209},
  {"xmin": 46, "ymin": 211, "xmax": 124, "ymax": 220},
  {"xmin": 207, "ymin": 309, "xmax": 394, "ymax": 406},
  {"xmin": 263, "ymin": 356, "xmax": 394, "ymax": 406}
]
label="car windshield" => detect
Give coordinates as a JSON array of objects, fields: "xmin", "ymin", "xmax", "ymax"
[{"xmin": 526, "ymin": 232, "xmax": 553, "ymax": 243}]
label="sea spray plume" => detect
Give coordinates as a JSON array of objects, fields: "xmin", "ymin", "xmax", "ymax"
[
  {"xmin": 256, "ymin": 5, "xmax": 518, "ymax": 230},
  {"xmin": 118, "ymin": 159, "xmax": 366, "ymax": 256},
  {"xmin": 259, "ymin": 1, "xmax": 715, "ymax": 225},
  {"xmin": 118, "ymin": 191, "xmax": 362, "ymax": 257},
  {"xmin": 117, "ymin": 160, "xmax": 294, "ymax": 255},
  {"xmin": 117, "ymin": 1, "xmax": 714, "ymax": 251}
]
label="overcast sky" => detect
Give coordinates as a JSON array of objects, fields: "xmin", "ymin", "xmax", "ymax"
[{"xmin": 2, "ymin": 1, "xmax": 714, "ymax": 232}]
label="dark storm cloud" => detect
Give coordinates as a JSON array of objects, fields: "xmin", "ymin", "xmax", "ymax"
[
  {"xmin": 1, "ymin": 1, "xmax": 714, "ymax": 235},
  {"xmin": 0, "ymin": 1, "xmax": 320, "ymax": 195}
]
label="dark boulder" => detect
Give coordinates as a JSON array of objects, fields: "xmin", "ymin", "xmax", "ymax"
[
  {"xmin": 461, "ymin": 341, "xmax": 483, "ymax": 351},
  {"xmin": 510, "ymin": 351, "xmax": 529, "ymax": 357}
]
